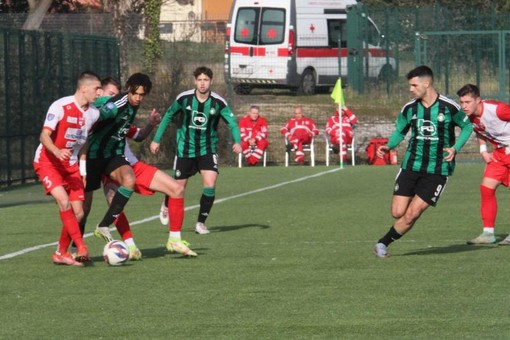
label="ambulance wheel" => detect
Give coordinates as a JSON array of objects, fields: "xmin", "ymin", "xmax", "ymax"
[
  {"xmin": 298, "ymin": 69, "xmax": 316, "ymax": 95},
  {"xmin": 234, "ymin": 84, "xmax": 253, "ymax": 95}
]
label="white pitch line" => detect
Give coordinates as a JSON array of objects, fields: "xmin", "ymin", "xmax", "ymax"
[{"xmin": 0, "ymin": 168, "xmax": 340, "ymax": 260}]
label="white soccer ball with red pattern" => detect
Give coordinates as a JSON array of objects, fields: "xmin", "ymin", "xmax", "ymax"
[{"xmin": 103, "ymin": 240, "xmax": 129, "ymax": 266}]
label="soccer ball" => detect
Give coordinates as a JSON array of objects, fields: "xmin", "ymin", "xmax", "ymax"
[{"xmin": 103, "ymin": 240, "xmax": 129, "ymax": 266}]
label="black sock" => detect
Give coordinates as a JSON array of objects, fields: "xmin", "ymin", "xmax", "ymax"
[
  {"xmin": 378, "ymin": 226, "xmax": 402, "ymax": 246},
  {"xmin": 98, "ymin": 187, "xmax": 133, "ymax": 227},
  {"xmin": 164, "ymin": 195, "xmax": 169, "ymax": 208},
  {"xmin": 198, "ymin": 194, "xmax": 215, "ymax": 223}
]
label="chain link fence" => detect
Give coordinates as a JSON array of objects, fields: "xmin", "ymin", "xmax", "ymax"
[{"xmin": 1, "ymin": 5, "xmax": 509, "ymax": 186}]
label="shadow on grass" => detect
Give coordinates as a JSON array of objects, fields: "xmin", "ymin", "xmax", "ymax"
[
  {"xmin": 210, "ymin": 223, "xmax": 271, "ymax": 233},
  {"xmin": 401, "ymin": 243, "xmax": 498, "ymax": 256},
  {"xmin": 0, "ymin": 199, "xmax": 52, "ymax": 209}
]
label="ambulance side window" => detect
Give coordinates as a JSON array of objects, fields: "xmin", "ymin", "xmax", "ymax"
[
  {"xmin": 328, "ymin": 19, "xmax": 347, "ymax": 48},
  {"xmin": 234, "ymin": 8, "xmax": 258, "ymax": 44},
  {"xmin": 260, "ymin": 9, "xmax": 285, "ymax": 44},
  {"xmin": 366, "ymin": 20, "xmax": 381, "ymax": 46}
]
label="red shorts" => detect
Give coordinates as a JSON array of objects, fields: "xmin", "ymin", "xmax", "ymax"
[
  {"xmin": 34, "ymin": 161, "xmax": 84, "ymax": 200},
  {"xmin": 102, "ymin": 161, "xmax": 158, "ymax": 196},
  {"xmin": 484, "ymin": 148, "xmax": 510, "ymax": 187}
]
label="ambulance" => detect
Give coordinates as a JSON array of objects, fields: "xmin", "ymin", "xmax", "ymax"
[{"xmin": 225, "ymin": 0, "xmax": 395, "ymax": 95}]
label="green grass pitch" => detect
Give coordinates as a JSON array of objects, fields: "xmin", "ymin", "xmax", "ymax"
[{"xmin": 1, "ymin": 163, "xmax": 509, "ymax": 339}]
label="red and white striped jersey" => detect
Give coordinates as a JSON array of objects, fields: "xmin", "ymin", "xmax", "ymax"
[
  {"xmin": 470, "ymin": 100, "xmax": 510, "ymax": 149},
  {"xmin": 34, "ymin": 95, "xmax": 99, "ymax": 166}
]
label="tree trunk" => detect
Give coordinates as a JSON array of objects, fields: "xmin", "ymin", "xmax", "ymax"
[{"xmin": 22, "ymin": 0, "xmax": 52, "ymax": 30}]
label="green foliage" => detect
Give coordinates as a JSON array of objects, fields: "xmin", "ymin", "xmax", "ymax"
[
  {"xmin": 2, "ymin": 164, "xmax": 510, "ymax": 338},
  {"xmin": 142, "ymin": 0, "xmax": 163, "ymax": 74}
]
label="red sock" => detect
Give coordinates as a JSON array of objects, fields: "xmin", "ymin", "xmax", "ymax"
[
  {"xmin": 169, "ymin": 197, "xmax": 184, "ymax": 232},
  {"xmin": 480, "ymin": 185, "xmax": 497, "ymax": 228},
  {"xmin": 59, "ymin": 209, "xmax": 85, "ymax": 249},
  {"xmin": 114, "ymin": 212, "xmax": 133, "ymax": 241},
  {"xmin": 57, "ymin": 227, "xmax": 71, "ymax": 254}
]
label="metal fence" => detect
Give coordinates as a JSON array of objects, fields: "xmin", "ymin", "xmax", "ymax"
[
  {"xmin": 415, "ymin": 30, "xmax": 510, "ymax": 102},
  {"xmin": 0, "ymin": 27, "xmax": 119, "ymax": 186},
  {"xmin": 2, "ymin": 5, "xmax": 510, "ymax": 185}
]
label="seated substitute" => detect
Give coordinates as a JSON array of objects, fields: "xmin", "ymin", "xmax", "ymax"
[
  {"xmin": 325, "ymin": 106, "xmax": 358, "ymax": 160},
  {"xmin": 281, "ymin": 105, "xmax": 319, "ymax": 164},
  {"xmin": 238, "ymin": 105, "xmax": 268, "ymax": 166}
]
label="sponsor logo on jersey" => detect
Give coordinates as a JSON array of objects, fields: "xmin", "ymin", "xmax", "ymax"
[
  {"xmin": 65, "ymin": 127, "xmax": 85, "ymax": 141},
  {"xmin": 67, "ymin": 116, "xmax": 78, "ymax": 124},
  {"xmin": 417, "ymin": 119, "xmax": 438, "ymax": 141},
  {"xmin": 191, "ymin": 110, "xmax": 208, "ymax": 130}
]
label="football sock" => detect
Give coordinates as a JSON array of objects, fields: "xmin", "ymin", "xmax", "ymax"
[
  {"xmin": 124, "ymin": 238, "xmax": 135, "ymax": 247},
  {"xmin": 169, "ymin": 197, "xmax": 184, "ymax": 232},
  {"xmin": 378, "ymin": 226, "xmax": 402, "ymax": 246},
  {"xmin": 57, "ymin": 226, "xmax": 71, "ymax": 254},
  {"xmin": 169, "ymin": 231, "xmax": 181, "ymax": 239},
  {"xmin": 114, "ymin": 212, "xmax": 133, "ymax": 241},
  {"xmin": 60, "ymin": 208, "xmax": 85, "ymax": 249},
  {"xmin": 198, "ymin": 187, "xmax": 215, "ymax": 224},
  {"xmin": 98, "ymin": 186, "xmax": 133, "ymax": 228},
  {"xmin": 480, "ymin": 185, "xmax": 497, "ymax": 229}
]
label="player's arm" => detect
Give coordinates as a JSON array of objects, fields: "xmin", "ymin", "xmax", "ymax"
[
  {"xmin": 496, "ymin": 102, "xmax": 510, "ymax": 121},
  {"xmin": 151, "ymin": 100, "xmax": 179, "ymax": 153},
  {"xmin": 78, "ymin": 142, "xmax": 88, "ymax": 185},
  {"xmin": 133, "ymin": 108, "xmax": 161, "ymax": 142},
  {"xmin": 39, "ymin": 127, "xmax": 71, "ymax": 161},
  {"xmin": 477, "ymin": 135, "xmax": 492, "ymax": 163},
  {"xmin": 451, "ymin": 111, "xmax": 473, "ymax": 152},
  {"xmin": 219, "ymin": 106, "xmax": 242, "ymax": 153}
]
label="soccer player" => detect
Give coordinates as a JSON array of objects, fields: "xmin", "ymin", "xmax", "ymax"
[
  {"xmin": 281, "ymin": 105, "xmax": 319, "ymax": 164},
  {"xmin": 457, "ymin": 84, "xmax": 510, "ymax": 245},
  {"xmin": 151, "ymin": 66, "xmax": 242, "ymax": 235},
  {"xmin": 373, "ymin": 65, "xmax": 473, "ymax": 258},
  {"xmin": 239, "ymin": 105, "xmax": 269, "ymax": 166},
  {"xmin": 81, "ymin": 77, "xmax": 196, "ymax": 258},
  {"xmin": 33, "ymin": 71, "xmax": 101, "ymax": 266},
  {"xmin": 85, "ymin": 73, "xmax": 152, "ymax": 242},
  {"xmin": 325, "ymin": 106, "xmax": 358, "ymax": 160}
]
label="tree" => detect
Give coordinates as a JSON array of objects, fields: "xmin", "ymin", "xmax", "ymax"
[{"xmin": 22, "ymin": 0, "xmax": 53, "ymax": 30}]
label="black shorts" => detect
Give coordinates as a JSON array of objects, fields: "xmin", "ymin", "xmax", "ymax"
[
  {"xmin": 393, "ymin": 168, "xmax": 448, "ymax": 207},
  {"xmin": 85, "ymin": 155, "xmax": 130, "ymax": 192},
  {"xmin": 173, "ymin": 154, "xmax": 218, "ymax": 180}
]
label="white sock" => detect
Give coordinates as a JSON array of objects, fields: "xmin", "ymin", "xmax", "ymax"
[
  {"xmin": 124, "ymin": 238, "xmax": 135, "ymax": 247},
  {"xmin": 169, "ymin": 231, "xmax": 181, "ymax": 240},
  {"xmin": 483, "ymin": 227, "xmax": 494, "ymax": 234}
]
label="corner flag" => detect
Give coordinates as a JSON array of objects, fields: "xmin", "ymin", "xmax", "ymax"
[
  {"xmin": 330, "ymin": 78, "xmax": 345, "ymax": 107},
  {"xmin": 331, "ymin": 78, "xmax": 345, "ymax": 169}
]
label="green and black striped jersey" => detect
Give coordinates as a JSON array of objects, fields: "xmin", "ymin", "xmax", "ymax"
[
  {"xmin": 387, "ymin": 94, "xmax": 473, "ymax": 176},
  {"xmin": 87, "ymin": 93, "xmax": 138, "ymax": 159},
  {"xmin": 153, "ymin": 90, "xmax": 241, "ymax": 158}
]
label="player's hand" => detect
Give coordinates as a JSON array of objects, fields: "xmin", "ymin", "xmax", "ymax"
[
  {"xmin": 443, "ymin": 147, "xmax": 456, "ymax": 162},
  {"xmin": 53, "ymin": 148, "xmax": 71, "ymax": 161},
  {"xmin": 150, "ymin": 141, "xmax": 160, "ymax": 154},
  {"xmin": 376, "ymin": 145, "xmax": 389, "ymax": 158},
  {"xmin": 149, "ymin": 108, "xmax": 161, "ymax": 126},
  {"xmin": 232, "ymin": 143, "xmax": 242, "ymax": 154},
  {"xmin": 481, "ymin": 151, "xmax": 493, "ymax": 163}
]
